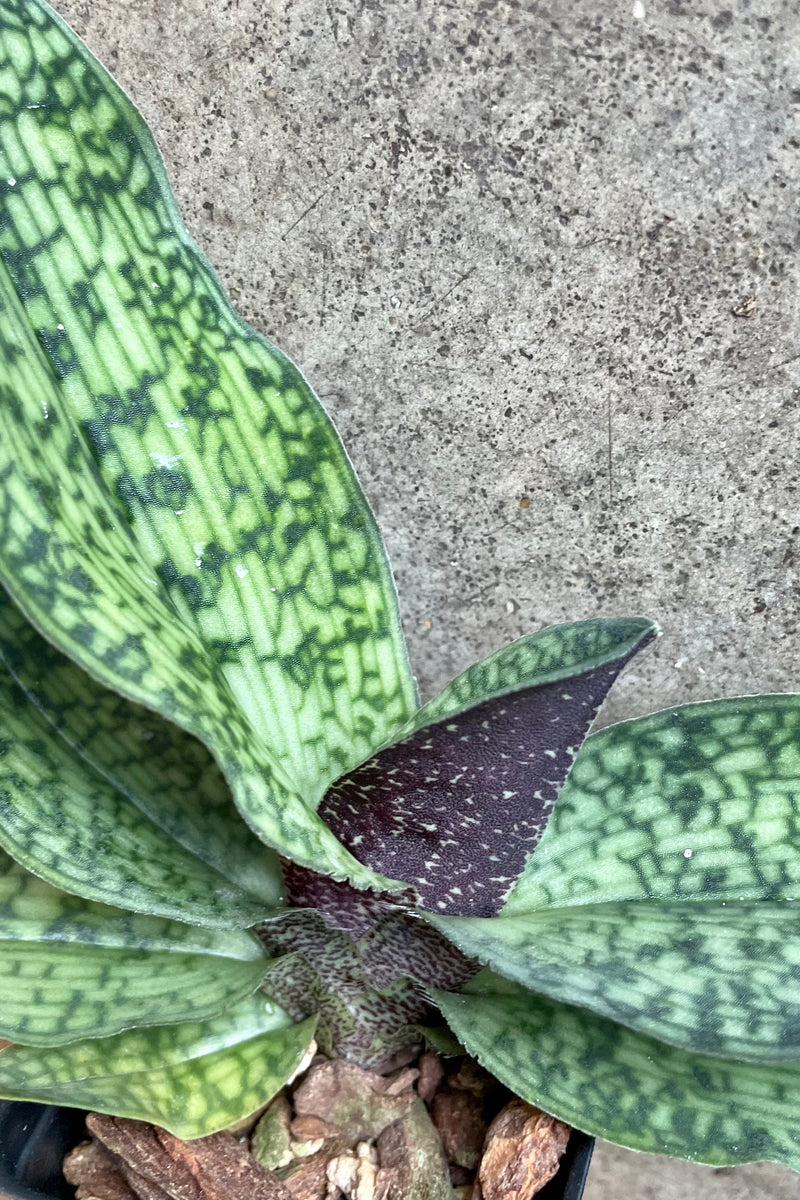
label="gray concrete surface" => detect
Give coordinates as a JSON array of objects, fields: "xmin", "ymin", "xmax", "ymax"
[{"xmin": 57, "ymin": 0, "xmax": 798, "ymax": 1195}]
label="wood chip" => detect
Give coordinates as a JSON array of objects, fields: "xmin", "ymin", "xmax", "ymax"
[
  {"xmin": 63, "ymin": 1139, "xmax": 138, "ymax": 1200},
  {"xmin": 431, "ymin": 1086, "xmax": 487, "ymax": 1169},
  {"xmin": 477, "ymin": 1100, "xmax": 570, "ymax": 1200},
  {"xmin": 86, "ymin": 1113, "xmax": 293, "ymax": 1200},
  {"xmin": 416, "ymin": 1052, "xmax": 445, "ymax": 1103},
  {"xmin": 383, "ymin": 1066, "xmax": 419, "ymax": 1097},
  {"xmin": 281, "ymin": 1139, "xmax": 349, "ymax": 1200}
]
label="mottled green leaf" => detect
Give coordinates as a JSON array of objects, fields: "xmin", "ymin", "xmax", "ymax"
[
  {"xmin": 402, "ymin": 617, "xmax": 657, "ymax": 735},
  {"xmin": 0, "ymin": 849, "xmax": 269, "ymax": 1045},
  {"xmin": 0, "ymin": 993, "xmax": 316, "ymax": 1138},
  {"xmin": 0, "ymin": 267, "xmax": 396, "ymax": 895},
  {"xmin": 433, "ymin": 976, "xmax": 800, "ymax": 1169},
  {"xmin": 0, "ymin": 587, "xmax": 281, "ymax": 902},
  {"xmin": 0, "ymin": 660, "xmax": 279, "ymax": 924},
  {"xmin": 0, "ymin": 0, "xmax": 414, "ymax": 891},
  {"xmin": 0, "ymin": 0, "xmax": 416, "ymax": 794},
  {"xmin": 505, "ymin": 695, "xmax": 800, "ymax": 913},
  {"xmin": 428, "ymin": 900, "xmax": 799, "ymax": 1063}
]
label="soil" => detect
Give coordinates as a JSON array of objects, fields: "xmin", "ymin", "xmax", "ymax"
[{"xmin": 63, "ymin": 1050, "xmax": 571, "ymax": 1200}]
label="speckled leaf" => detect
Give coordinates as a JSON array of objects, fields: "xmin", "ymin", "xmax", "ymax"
[
  {"xmin": 318, "ymin": 618, "xmax": 656, "ymax": 916},
  {"xmin": 432, "ymin": 976, "xmax": 800, "ymax": 1169},
  {"xmin": 0, "ymin": 992, "xmax": 316, "ymax": 1138},
  {"xmin": 0, "ymin": 587, "xmax": 280, "ymax": 901},
  {"xmin": 428, "ymin": 900, "xmax": 800, "ymax": 1063},
  {"xmin": 0, "ymin": 0, "xmax": 415, "ymax": 890},
  {"xmin": 0, "ymin": 661, "xmax": 280, "ymax": 925},
  {"xmin": 258, "ymin": 900, "xmax": 470, "ymax": 1069},
  {"xmin": 402, "ymin": 617, "xmax": 657, "ymax": 734},
  {"xmin": 505, "ymin": 695, "xmax": 800, "ymax": 914},
  {"xmin": 0, "ymin": 849, "xmax": 269, "ymax": 1045}
]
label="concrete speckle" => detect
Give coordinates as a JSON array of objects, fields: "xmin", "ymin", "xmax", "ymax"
[
  {"xmin": 584, "ymin": 1141, "xmax": 800, "ymax": 1200},
  {"xmin": 53, "ymin": 0, "xmax": 797, "ymax": 1193}
]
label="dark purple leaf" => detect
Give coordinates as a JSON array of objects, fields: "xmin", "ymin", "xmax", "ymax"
[{"xmin": 318, "ymin": 635, "xmax": 654, "ymax": 917}]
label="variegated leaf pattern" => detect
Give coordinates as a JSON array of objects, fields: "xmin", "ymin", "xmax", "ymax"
[
  {"xmin": 0, "ymin": 0, "xmax": 416, "ymax": 793},
  {"xmin": 427, "ymin": 900, "xmax": 799, "ymax": 1063},
  {"xmin": 0, "ymin": 587, "xmax": 281, "ymax": 901},
  {"xmin": 0, "ymin": 993, "xmax": 317, "ymax": 1138},
  {"xmin": 432, "ymin": 975, "xmax": 800, "ymax": 1170},
  {"xmin": 401, "ymin": 617, "xmax": 657, "ymax": 735},
  {"xmin": 0, "ymin": 850, "xmax": 269, "ymax": 1045},
  {"xmin": 0, "ymin": 0, "xmax": 415, "ymax": 888},
  {"xmin": 0, "ymin": 261, "xmax": 399, "ymax": 895},
  {"xmin": 505, "ymin": 695, "xmax": 800, "ymax": 913},
  {"xmin": 0, "ymin": 658, "xmax": 281, "ymax": 925},
  {"xmin": 317, "ymin": 618, "xmax": 656, "ymax": 916}
]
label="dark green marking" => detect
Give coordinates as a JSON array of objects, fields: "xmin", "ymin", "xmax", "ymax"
[
  {"xmin": 429, "ymin": 899, "xmax": 800, "ymax": 1063},
  {"xmin": 0, "ymin": 0, "xmax": 417, "ymax": 890},
  {"xmin": 0, "ymin": 655, "xmax": 281, "ymax": 925},
  {"xmin": 433, "ymin": 975, "xmax": 800, "ymax": 1169},
  {"xmin": 400, "ymin": 617, "xmax": 657, "ymax": 736},
  {"xmin": 0, "ymin": 586, "xmax": 281, "ymax": 903},
  {"xmin": 506, "ymin": 695, "xmax": 800, "ymax": 911},
  {"xmin": 0, "ymin": 991, "xmax": 317, "ymax": 1138},
  {"xmin": 0, "ymin": 849, "xmax": 271, "ymax": 1045}
]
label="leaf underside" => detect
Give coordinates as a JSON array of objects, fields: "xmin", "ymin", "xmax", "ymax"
[
  {"xmin": 0, "ymin": 0, "xmax": 416, "ymax": 892},
  {"xmin": 0, "ymin": 586, "xmax": 281, "ymax": 902},
  {"xmin": 505, "ymin": 694, "xmax": 800, "ymax": 913},
  {"xmin": 0, "ymin": 849, "xmax": 270, "ymax": 1044},
  {"xmin": 429, "ymin": 900, "xmax": 800, "ymax": 1064},
  {"xmin": 318, "ymin": 619, "xmax": 656, "ymax": 916},
  {"xmin": 0, "ymin": 993, "xmax": 316, "ymax": 1138},
  {"xmin": 433, "ymin": 977, "xmax": 800, "ymax": 1170}
]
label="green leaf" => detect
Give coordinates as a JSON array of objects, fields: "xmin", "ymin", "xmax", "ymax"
[
  {"xmin": 0, "ymin": 268, "xmax": 397, "ymax": 897},
  {"xmin": 0, "ymin": 586, "xmax": 281, "ymax": 903},
  {"xmin": 0, "ymin": 993, "xmax": 316, "ymax": 1138},
  {"xmin": 0, "ymin": 660, "xmax": 278, "ymax": 925},
  {"xmin": 0, "ymin": 849, "xmax": 270, "ymax": 1045},
  {"xmin": 505, "ymin": 695, "xmax": 800, "ymax": 913},
  {"xmin": 432, "ymin": 976, "xmax": 800, "ymax": 1169},
  {"xmin": 0, "ymin": 0, "xmax": 415, "ymax": 890},
  {"xmin": 402, "ymin": 617, "xmax": 657, "ymax": 735},
  {"xmin": 427, "ymin": 900, "xmax": 800, "ymax": 1064}
]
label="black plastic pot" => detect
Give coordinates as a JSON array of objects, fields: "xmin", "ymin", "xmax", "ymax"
[{"xmin": 0, "ymin": 1099, "xmax": 593, "ymax": 1199}]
